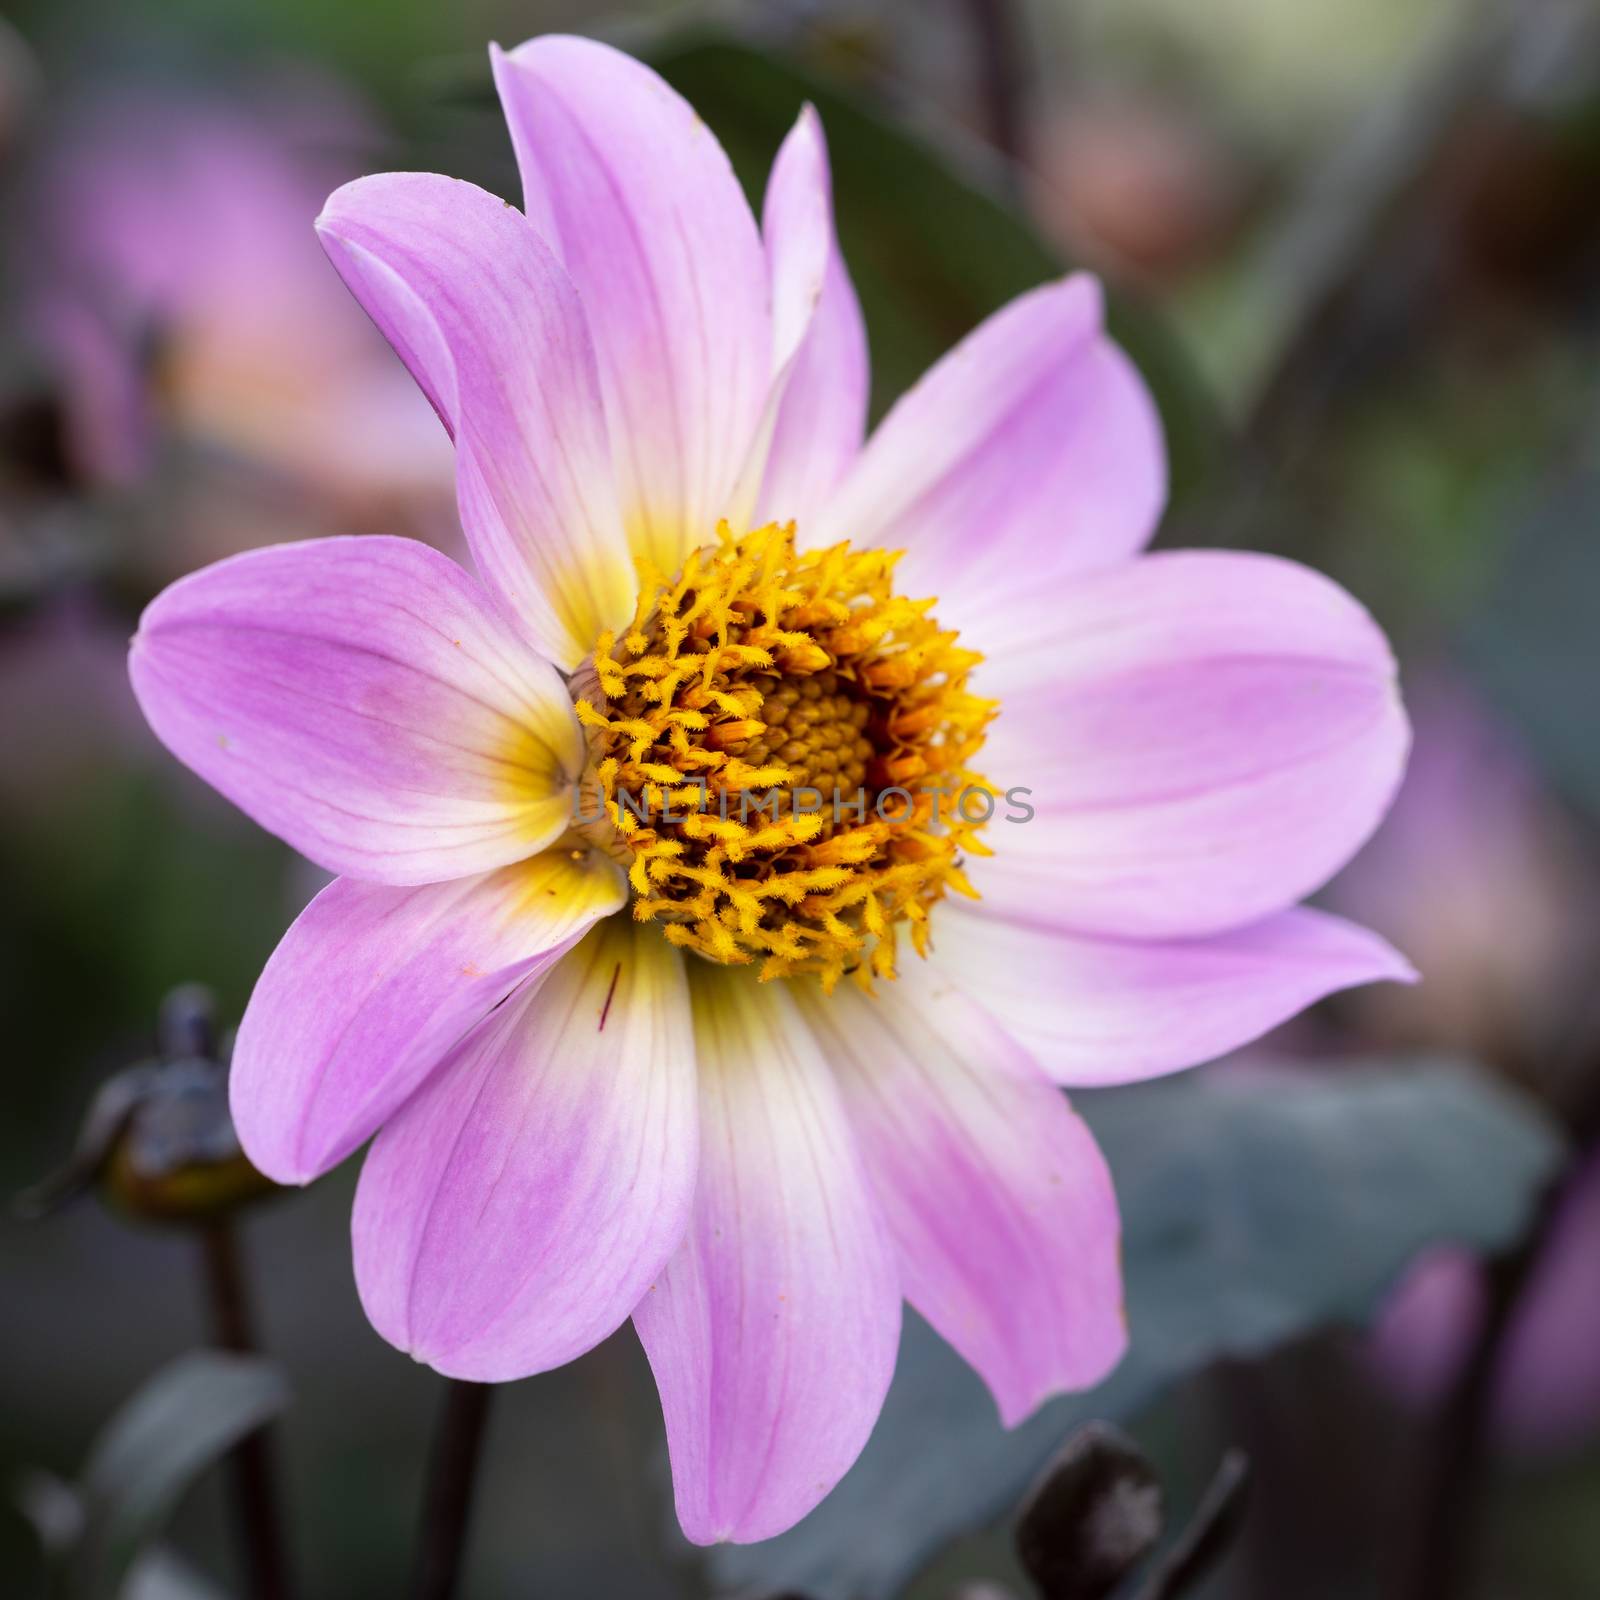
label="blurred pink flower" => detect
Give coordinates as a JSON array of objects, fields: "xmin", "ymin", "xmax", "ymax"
[
  {"xmin": 1029, "ymin": 94, "xmax": 1249, "ymax": 284},
  {"xmin": 1373, "ymin": 1153, "xmax": 1600, "ymax": 1452},
  {"xmin": 22, "ymin": 79, "xmax": 452, "ymax": 528},
  {"xmin": 0, "ymin": 597, "xmax": 142, "ymax": 819},
  {"xmin": 128, "ymin": 35, "xmax": 1411, "ymax": 1542},
  {"xmin": 1327, "ymin": 672, "xmax": 1598, "ymax": 1062}
]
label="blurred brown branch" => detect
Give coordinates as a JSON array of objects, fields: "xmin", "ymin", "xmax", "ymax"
[{"xmin": 958, "ymin": 0, "xmax": 1029, "ymax": 168}]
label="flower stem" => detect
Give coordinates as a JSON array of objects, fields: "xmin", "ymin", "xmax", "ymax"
[
  {"xmin": 1130, "ymin": 1449, "xmax": 1252, "ymax": 1600},
  {"xmin": 198, "ymin": 1221, "xmax": 295, "ymax": 1600},
  {"xmin": 1401, "ymin": 1189, "xmax": 1560, "ymax": 1600},
  {"xmin": 410, "ymin": 1379, "xmax": 496, "ymax": 1600},
  {"xmin": 1401, "ymin": 1044, "xmax": 1600, "ymax": 1600}
]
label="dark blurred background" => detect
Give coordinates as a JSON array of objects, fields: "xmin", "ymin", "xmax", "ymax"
[{"xmin": 3, "ymin": 1, "xmax": 1600, "ymax": 1597}]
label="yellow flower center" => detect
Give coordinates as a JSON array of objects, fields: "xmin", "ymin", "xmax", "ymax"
[{"xmin": 572, "ymin": 521, "xmax": 996, "ymax": 990}]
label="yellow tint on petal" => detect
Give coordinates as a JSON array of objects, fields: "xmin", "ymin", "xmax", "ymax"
[
  {"xmin": 490, "ymin": 699, "xmax": 589, "ymax": 858},
  {"xmin": 497, "ymin": 840, "xmax": 630, "ymax": 937},
  {"xmin": 540, "ymin": 538, "xmax": 640, "ymax": 676},
  {"xmin": 624, "ymin": 502, "xmax": 700, "ymax": 592}
]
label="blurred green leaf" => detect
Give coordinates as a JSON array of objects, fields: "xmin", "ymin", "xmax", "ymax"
[
  {"xmin": 121, "ymin": 1549, "xmax": 229, "ymax": 1600},
  {"xmin": 14, "ymin": 1467, "xmax": 84, "ymax": 1560},
  {"xmin": 645, "ymin": 29, "xmax": 1224, "ymax": 511},
  {"xmin": 713, "ymin": 1060, "xmax": 1562, "ymax": 1600},
  {"xmin": 1462, "ymin": 457, "xmax": 1600, "ymax": 824},
  {"xmin": 67, "ymin": 1351, "xmax": 288, "ymax": 1600},
  {"xmin": 14, "ymin": 1472, "xmax": 229, "ymax": 1600}
]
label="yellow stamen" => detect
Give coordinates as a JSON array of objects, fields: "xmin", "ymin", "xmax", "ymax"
[{"xmin": 573, "ymin": 521, "xmax": 996, "ymax": 988}]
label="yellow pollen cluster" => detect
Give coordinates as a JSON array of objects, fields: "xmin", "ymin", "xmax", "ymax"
[{"xmin": 573, "ymin": 521, "xmax": 996, "ymax": 989}]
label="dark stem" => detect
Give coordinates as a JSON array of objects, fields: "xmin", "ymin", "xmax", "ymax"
[
  {"xmin": 1400, "ymin": 1185, "xmax": 1563, "ymax": 1600},
  {"xmin": 410, "ymin": 1379, "xmax": 496, "ymax": 1600},
  {"xmin": 1130, "ymin": 1450, "xmax": 1252, "ymax": 1600},
  {"xmin": 1401, "ymin": 1044, "xmax": 1600, "ymax": 1600},
  {"xmin": 958, "ymin": 0, "xmax": 1029, "ymax": 168},
  {"xmin": 198, "ymin": 1222, "xmax": 295, "ymax": 1600}
]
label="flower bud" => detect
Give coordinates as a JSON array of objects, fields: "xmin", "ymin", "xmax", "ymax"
[
  {"xmin": 16, "ymin": 984, "xmax": 277, "ymax": 1227},
  {"xmin": 1014, "ymin": 1422, "xmax": 1164, "ymax": 1600}
]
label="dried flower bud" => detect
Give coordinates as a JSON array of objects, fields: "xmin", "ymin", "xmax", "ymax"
[
  {"xmin": 16, "ymin": 984, "xmax": 277, "ymax": 1227},
  {"xmin": 1015, "ymin": 1422, "xmax": 1164, "ymax": 1600}
]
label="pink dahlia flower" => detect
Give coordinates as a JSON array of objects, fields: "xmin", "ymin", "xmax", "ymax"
[{"xmin": 128, "ymin": 35, "xmax": 1412, "ymax": 1544}]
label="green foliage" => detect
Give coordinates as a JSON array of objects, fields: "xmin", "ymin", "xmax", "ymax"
[
  {"xmin": 1464, "ymin": 460, "xmax": 1600, "ymax": 825},
  {"xmin": 15, "ymin": 1351, "xmax": 289, "ymax": 1600}
]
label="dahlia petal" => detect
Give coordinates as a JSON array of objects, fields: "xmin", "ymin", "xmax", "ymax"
[
  {"xmin": 492, "ymin": 35, "xmax": 770, "ymax": 576},
  {"xmin": 811, "ymin": 275, "xmax": 1163, "ymax": 632},
  {"xmin": 128, "ymin": 537, "xmax": 585, "ymax": 883},
  {"xmin": 633, "ymin": 969, "xmax": 901, "ymax": 1545},
  {"xmin": 316, "ymin": 172, "xmax": 634, "ymax": 669},
  {"xmin": 796, "ymin": 964, "xmax": 1126, "ymax": 1426},
  {"xmin": 765, "ymin": 106, "xmax": 833, "ymax": 376},
  {"xmin": 977, "ymin": 550, "xmax": 1410, "ymax": 938},
  {"xmin": 755, "ymin": 105, "xmax": 869, "ymax": 528},
  {"xmin": 352, "ymin": 917, "xmax": 695, "ymax": 1380},
  {"xmin": 934, "ymin": 902, "xmax": 1416, "ymax": 1086},
  {"xmin": 230, "ymin": 845, "xmax": 626, "ymax": 1184}
]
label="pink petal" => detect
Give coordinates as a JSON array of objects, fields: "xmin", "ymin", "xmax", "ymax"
[
  {"xmin": 231, "ymin": 845, "xmax": 626, "ymax": 1184},
  {"xmin": 797, "ymin": 962, "xmax": 1126, "ymax": 1426},
  {"xmin": 933, "ymin": 902, "xmax": 1416, "ymax": 1087},
  {"xmin": 316, "ymin": 172, "xmax": 634, "ymax": 670},
  {"xmin": 811, "ymin": 275, "xmax": 1162, "ymax": 633},
  {"xmin": 492, "ymin": 35, "xmax": 770, "ymax": 577},
  {"xmin": 976, "ymin": 550, "xmax": 1410, "ymax": 938},
  {"xmin": 352, "ymin": 917, "xmax": 696, "ymax": 1380},
  {"xmin": 634, "ymin": 969, "xmax": 901, "ymax": 1545},
  {"xmin": 128, "ymin": 536, "xmax": 585, "ymax": 884},
  {"xmin": 765, "ymin": 107, "xmax": 833, "ymax": 376},
  {"xmin": 755, "ymin": 106, "xmax": 868, "ymax": 529}
]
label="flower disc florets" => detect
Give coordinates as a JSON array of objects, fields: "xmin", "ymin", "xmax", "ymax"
[{"xmin": 574, "ymin": 521, "xmax": 997, "ymax": 988}]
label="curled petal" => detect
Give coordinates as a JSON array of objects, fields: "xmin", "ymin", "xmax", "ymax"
[
  {"xmin": 634, "ymin": 967, "xmax": 901, "ymax": 1545},
  {"xmin": 797, "ymin": 966, "xmax": 1126, "ymax": 1427},
  {"xmin": 493, "ymin": 35, "xmax": 770, "ymax": 576},
  {"xmin": 231, "ymin": 845, "xmax": 626, "ymax": 1184},
  {"xmin": 129, "ymin": 536, "xmax": 585, "ymax": 883},
  {"xmin": 353, "ymin": 917, "xmax": 696, "ymax": 1380},
  {"xmin": 977, "ymin": 550, "xmax": 1411, "ymax": 938},
  {"xmin": 933, "ymin": 902, "xmax": 1416, "ymax": 1086},
  {"xmin": 317, "ymin": 172, "xmax": 634, "ymax": 669}
]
